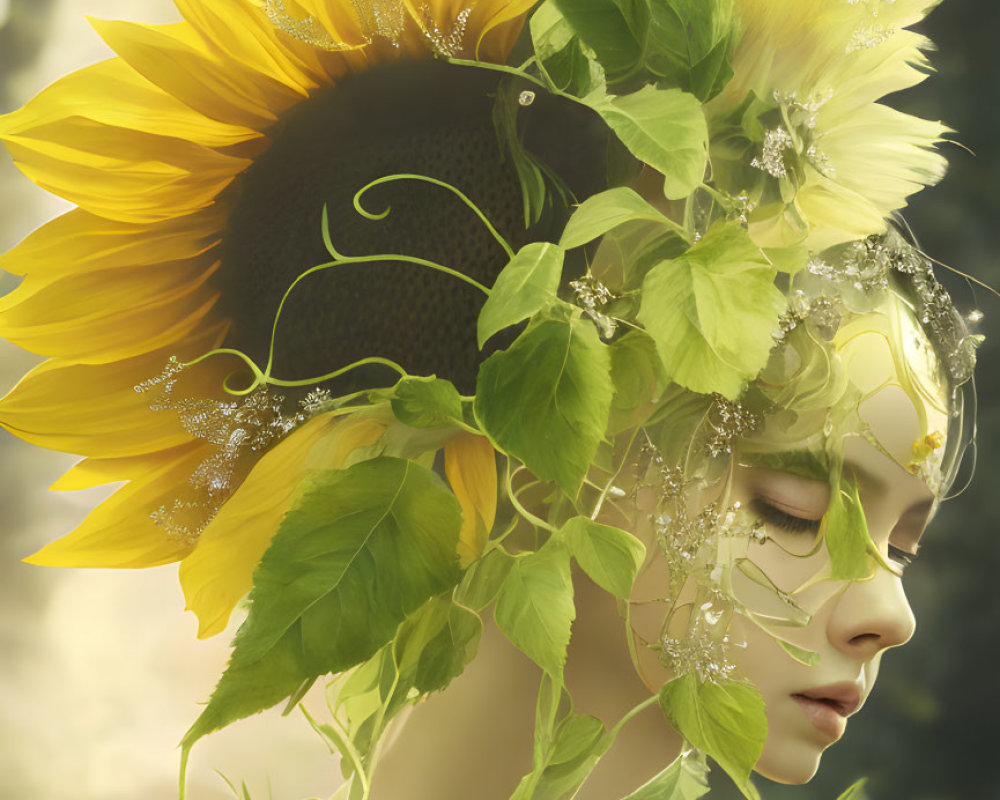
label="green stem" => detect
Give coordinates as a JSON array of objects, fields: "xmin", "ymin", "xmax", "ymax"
[
  {"xmin": 508, "ymin": 461, "xmax": 558, "ymax": 534},
  {"xmin": 353, "ymin": 174, "xmax": 515, "ymax": 259},
  {"xmin": 300, "ymin": 705, "xmax": 372, "ymax": 799}
]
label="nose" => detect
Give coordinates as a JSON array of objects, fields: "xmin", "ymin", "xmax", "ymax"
[{"xmin": 826, "ymin": 562, "xmax": 916, "ymax": 659}]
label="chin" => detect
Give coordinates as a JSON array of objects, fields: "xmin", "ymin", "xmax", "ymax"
[{"xmin": 753, "ymin": 736, "xmax": 826, "ymax": 785}]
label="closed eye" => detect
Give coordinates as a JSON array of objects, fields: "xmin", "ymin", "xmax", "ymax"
[{"xmin": 750, "ymin": 497, "xmax": 822, "ymax": 534}]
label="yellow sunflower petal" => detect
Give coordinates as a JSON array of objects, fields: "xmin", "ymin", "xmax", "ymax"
[
  {"xmin": 292, "ymin": 0, "xmax": 372, "ymax": 48},
  {"xmin": 0, "ymin": 323, "xmax": 231, "ymax": 457},
  {"xmin": 1, "ymin": 131, "xmax": 248, "ymax": 224},
  {"xmin": 444, "ymin": 432, "xmax": 496, "ymax": 567},
  {"xmin": 0, "ymin": 259, "xmax": 220, "ymax": 363},
  {"xmin": 0, "ymin": 207, "xmax": 224, "ymax": 278},
  {"xmin": 0, "ymin": 58, "xmax": 259, "ymax": 149},
  {"xmin": 23, "ymin": 443, "xmax": 211, "ymax": 568},
  {"xmin": 91, "ymin": 19, "xmax": 299, "ymax": 129},
  {"xmin": 466, "ymin": 0, "xmax": 536, "ymax": 61},
  {"xmin": 50, "ymin": 445, "xmax": 203, "ymax": 491},
  {"xmin": 176, "ymin": 0, "xmax": 325, "ymax": 95},
  {"xmin": 180, "ymin": 412, "xmax": 387, "ymax": 638}
]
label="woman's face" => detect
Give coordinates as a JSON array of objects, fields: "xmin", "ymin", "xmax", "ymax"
[{"xmin": 628, "ymin": 308, "xmax": 950, "ymax": 784}]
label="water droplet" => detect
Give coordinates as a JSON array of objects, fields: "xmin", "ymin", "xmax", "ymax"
[{"xmin": 518, "ymin": 90, "xmax": 536, "ymax": 107}]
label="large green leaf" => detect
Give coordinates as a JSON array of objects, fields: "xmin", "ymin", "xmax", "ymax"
[
  {"xmin": 584, "ymin": 86, "xmax": 707, "ymax": 199},
  {"xmin": 824, "ymin": 476, "xmax": 877, "ymax": 582},
  {"xmin": 182, "ymin": 457, "xmax": 463, "ymax": 749},
  {"xmin": 510, "ymin": 713, "xmax": 611, "ymax": 800},
  {"xmin": 530, "ymin": 0, "xmax": 606, "ymax": 96},
  {"xmin": 637, "ymin": 225, "xmax": 785, "ymax": 399},
  {"xmin": 390, "ymin": 376, "xmax": 463, "ymax": 428},
  {"xmin": 644, "ymin": 0, "xmax": 736, "ymax": 101},
  {"xmin": 621, "ymin": 749, "xmax": 711, "ymax": 800},
  {"xmin": 562, "ymin": 516, "xmax": 645, "ymax": 599},
  {"xmin": 658, "ymin": 674, "xmax": 766, "ymax": 800},
  {"xmin": 494, "ymin": 541, "xmax": 576, "ymax": 681},
  {"xmin": 474, "ymin": 313, "xmax": 613, "ymax": 498},
  {"xmin": 559, "ymin": 187, "xmax": 684, "ymax": 250},
  {"xmin": 550, "ymin": 0, "xmax": 644, "ymax": 82},
  {"xmin": 478, "ymin": 242, "xmax": 566, "ymax": 348}
]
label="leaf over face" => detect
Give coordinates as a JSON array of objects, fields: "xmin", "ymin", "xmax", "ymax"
[
  {"xmin": 182, "ymin": 457, "xmax": 462, "ymax": 750},
  {"xmin": 477, "ymin": 242, "xmax": 565, "ymax": 348},
  {"xmin": 562, "ymin": 516, "xmax": 645, "ymax": 599},
  {"xmin": 584, "ymin": 85, "xmax": 708, "ymax": 200},
  {"xmin": 638, "ymin": 225, "xmax": 785, "ymax": 399},
  {"xmin": 658, "ymin": 674, "xmax": 766, "ymax": 799},
  {"xmin": 494, "ymin": 541, "xmax": 576, "ymax": 682},
  {"xmin": 823, "ymin": 475, "xmax": 877, "ymax": 582},
  {"xmin": 474, "ymin": 314, "xmax": 613, "ymax": 498}
]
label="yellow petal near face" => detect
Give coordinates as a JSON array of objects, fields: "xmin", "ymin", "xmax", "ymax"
[
  {"xmin": 23, "ymin": 442, "xmax": 212, "ymax": 568},
  {"xmin": 444, "ymin": 432, "xmax": 497, "ymax": 567},
  {"xmin": 180, "ymin": 412, "xmax": 387, "ymax": 638}
]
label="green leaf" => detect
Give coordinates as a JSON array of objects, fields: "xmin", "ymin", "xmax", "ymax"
[
  {"xmin": 644, "ymin": 0, "xmax": 737, "ymax": 101},
  {"xmin": 182, "ymin": 457, "xmax": 462, "ymax": 750},
  {"xmin": 621, "ymin": 749, "xmax": 711, "ymax": 800},
  {"xmin": 559, "ymin": 186, "xmax": 684, "ymax": 250},
  {"xmin": 836, "ymin": 777, "xmax": 870, "ymax": 800},
  {"xmin": 478, "ymin": 242, "xmax": 566, "ymax": 348},
  {"xmin": 390, "ymin": 377, "xmax": 463, "ymax": 428},
  {"xmin": 775, "ymin": 638, "xmax": 820, "ymax": 667},
  {"xmin": 562, "ymin": 516, "xmax": 645, "ymax": 599},
  {"xmin": 637, "ymin": 225, "xmax": 785, "ymax": 399},
  {"xmin": 550, "ymin": 0, "xmax": 644, "ymax": 82},
  {"xmin": 494, "ymin": 541, "xmax": 576, "ymax": 681},
  {"xmin": 530, "ymin": 0, "xmax": 606, "ymax": 96},
  {"xmin": 394, "ymin": 594, "xmax": 482, "ymax": 694},
  {"xmin": 658, "ymin": 674, "xmax": 766, "ymax": 800},
  {"xmin": 475, "ymin": 314, "xmax": 613, "ymax": 498},
  {"xmin": 584, "ymin": 86, "xmax": 708, "ymax": 199},
  {"xmin": 824, "ymin": 476, "xmax": 877, "ymax": 582},
  {"xmin": 511, "ymin": 713, "xmax": 611, "ymax": 800},
  {"xmin": 456, "ymin": 545, "xmax": 515, "ymax": 610},
  {"xmin": 608, "ymin": 331, "xmax": 667, "ymax": 433}
]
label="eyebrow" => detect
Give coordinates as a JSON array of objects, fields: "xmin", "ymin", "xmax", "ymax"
[{"xmin": 737, "ymin": 448, "xmax": 831, "ymax": 482}]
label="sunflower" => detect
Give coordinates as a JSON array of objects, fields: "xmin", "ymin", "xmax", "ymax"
[
  {"xmin": 707, "ymin": 0, "xmax": 948, "ymax": 249},
  {"xmin": 0, "ymin": 0, "xmax": 520, "ymax": 637}
]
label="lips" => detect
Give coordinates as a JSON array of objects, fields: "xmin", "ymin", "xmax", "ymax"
[
  {"xmin": 790, "ymin": 682, "xmax": 862, "ymax": 740},
  {"xmin": 791, "ymin": 682, "xmax": 861, "ymax": 717}
]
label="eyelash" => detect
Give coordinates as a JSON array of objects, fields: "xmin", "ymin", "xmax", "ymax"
[
  {"xmin": 750, "ymin": 498, "xmax": 821, "ymax": 534},
  {"xmin": 752, "ymin": 498, "xmax": 919, "ymax": 568}
]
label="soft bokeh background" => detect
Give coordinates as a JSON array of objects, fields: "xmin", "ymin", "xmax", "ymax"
[{"xmin": 0, "ymin": 2, "xmax": 996, "ymax": 799}]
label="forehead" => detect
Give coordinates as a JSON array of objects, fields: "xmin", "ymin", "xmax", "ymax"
[{"xmin": 743, "ymin": 295, "xmax": 951, "ymax": 495}]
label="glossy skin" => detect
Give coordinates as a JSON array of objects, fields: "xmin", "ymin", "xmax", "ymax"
[{"xmin": 630, "ymin": 326, "xmax": 949, "ymax": 785}]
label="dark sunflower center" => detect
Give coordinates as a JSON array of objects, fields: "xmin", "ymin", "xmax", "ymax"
[{"xmin": 219, "ymin": 60, "xmax": 606, "ymax": 395}]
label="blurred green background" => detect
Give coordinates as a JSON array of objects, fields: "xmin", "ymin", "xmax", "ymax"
[{"xmin": 1, "ymin": 1, "xmax": 996, "ymax": 798}]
